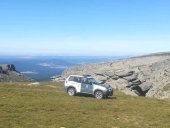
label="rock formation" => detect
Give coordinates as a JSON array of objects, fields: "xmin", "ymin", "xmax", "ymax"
[
  {"xmin": 51, "ymin": 75, "xmax": 65, "ymax": 82},
  {"xmin": 58, "ymin": 52, "xmax": 170, "ymax": 99},
  {"xmin": 0, "ymin": 64, "xmax": 32, "ymax": 82}
]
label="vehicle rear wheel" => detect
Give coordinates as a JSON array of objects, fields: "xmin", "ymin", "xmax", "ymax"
[
  {"xmin": 67, "ymin": 87, "xmax": 76, "ymax": 96},
  {"xmin": 94, "ymin": 90, "xmax": 103, "ymax": 99}
]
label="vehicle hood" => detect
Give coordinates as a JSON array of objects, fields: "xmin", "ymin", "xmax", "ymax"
[{"xmin": 94, "ymin": 83, "xmax": 111, "ymax": 89}]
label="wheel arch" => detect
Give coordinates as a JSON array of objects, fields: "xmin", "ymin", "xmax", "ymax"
[{"xmin": 67, "ymin": 86, "xmax": 77, "ymax": 93}]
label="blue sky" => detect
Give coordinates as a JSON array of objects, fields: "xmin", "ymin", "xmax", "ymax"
[{"xmin": 0, "ymin": 0, "xmax": 170, "ymax": 56}]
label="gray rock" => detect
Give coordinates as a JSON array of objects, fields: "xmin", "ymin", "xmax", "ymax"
[
  {"xmin": 107, "ymin": 78, "xmax": 128, "ymax": 90},
  {"xmin": 104, "ymin": 72, "xmax": 115, "ymax": 77},
  {"xmin": 164, "ymin": 68, "xmax": 170, "ymax": 76},
  {"xmin": 131, "ymin": 79, "xmax": 142, "ymax": 85},
  {"xmin": 165, "ymin": 68, "xmax": 170, "ymax": 73},
  {"xmin": 58, "ymin": 52, "xmax": 170, "ymax": 99},
  {"xmin": 137, "ymin": 74, "xmax": 146, "ymax": 83},
  {"xmin": 95, "ymin": 73, "xmax": 105, "ymax": 76},
  {"xmin": 115, "ymin": 70, "xmax": 134, "ymax": 78},
  {"xmin": 0, "ymin": 64, "xmax": 16, "ymax": 74},
  {"xmin": 95, "ymin": 75, "xmax": 108, "ymax": 82},
  {"xmin": 111, "ymin": 75, "xmax": 119, "ymax": 80},
  {"xmin": 0, "ymin": 64, "xmax": 32, "ymax": 82},
  {"xmin": 146, "ymin": 83, "xmax": 170, "ymax": 99},
  {"xmin": 51, "ymin": 75, "xmax": 65, "ymax": 82},
  {"xmin": 128, "ymin": 80, "xmax": 142, "ymax": 87},
  {"xmin": 121, "ymin": 88, "xmax": 138, "ymax": 96},
  {"xmin": 103, "ymin": 72, "xmax": 119, "ymax": 80},
  {"xmin": 123, "ymin": 75, "xmax": 137, "ymax": 82},
  {"xmin": 51, "ymin": 75, "xmax": 61, "ymax": 79},
  {"xmin": 138, "ymin": 82, "xmax": 152, "ymax": 92}
]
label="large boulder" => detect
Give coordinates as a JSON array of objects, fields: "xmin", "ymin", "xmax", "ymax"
[
  {"xmin": 146, "ymin": 83, "xmax": 170, "ymax": 99},
  {"xmin": 123, "ymin": 74, "xmax": 138, "ymax": 82},
  {"xmin": 107, "ymin": 78, "xmax": 128, "ymax": 90},
  {"xmin": 138, "ymin": 82, "xmax": 152, "ymax": 92},
  {"xmin": 129, "ymin": 79, "xmax": 142, "ymax": 86},
  {"xmin": 121, "ymin": 88, "xmax": 138, "ymax": 96}
]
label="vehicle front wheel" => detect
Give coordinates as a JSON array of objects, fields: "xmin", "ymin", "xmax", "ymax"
[
  {"xmin": 94, "ymin": 90, "xmax": 104, "ymax": 99},
  {"xmin": 67, "ymin": 87, "xmax": 76, "ymax": 96}
]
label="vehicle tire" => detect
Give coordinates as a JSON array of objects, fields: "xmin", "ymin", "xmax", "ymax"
[
  {"xmin": 67, "ymin": 87, "xmax": 76, "ymax": 96},
  {"xmin": 94, "ymin": 90, "xmax": 104, "ymax": 99}
]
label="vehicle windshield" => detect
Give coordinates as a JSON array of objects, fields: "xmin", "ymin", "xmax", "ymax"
[{"xmin": 88, "ymin": 78, "xmax": 99, "ymax": 84}]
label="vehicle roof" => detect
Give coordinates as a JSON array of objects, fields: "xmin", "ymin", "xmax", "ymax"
[{"xmin": 68, "ymin": 75, "xmax": 93, "ymax": 78}]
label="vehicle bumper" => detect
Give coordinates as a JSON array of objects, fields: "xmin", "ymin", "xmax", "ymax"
[{"xmin": 103, "ymin": 89, "xmax": 113, "ymax": 97}]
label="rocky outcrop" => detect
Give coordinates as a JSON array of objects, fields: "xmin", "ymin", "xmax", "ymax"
[
  {"xmin": 51, "ymin": 75, "xmax": 65, "ymax": 82},
  {"xmin": 0, "ymin": 67, "xmax": 3, "ymax": 73},
  {"xmin": 59, "ymin": 52, "xmax": 170, "ymax": 99},
  {"xmin": 0, "ymin": 64, "xmax": 32, "ymax": 82},
  {"xmin": 0, "ymin": 64, "xmax": 16, "ymax": 73}
]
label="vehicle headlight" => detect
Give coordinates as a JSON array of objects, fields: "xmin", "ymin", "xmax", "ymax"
[{"xmin": 108, "ymin": 87, "xmax": 112, "ymax": 91}]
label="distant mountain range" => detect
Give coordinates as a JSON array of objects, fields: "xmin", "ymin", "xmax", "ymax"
[{"xmin": 0, "ymin": 56, "xmax": 126, "ymax": 81}]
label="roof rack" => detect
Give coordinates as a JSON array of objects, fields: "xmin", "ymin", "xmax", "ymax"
[{"xmin": 83, "ymin": 75, "xmax": 91, "ymax": 77}]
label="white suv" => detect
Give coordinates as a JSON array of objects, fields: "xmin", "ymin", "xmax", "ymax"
[{"xmin": 64, "ymin": 75, "xmax": 113, "ymax": 99}]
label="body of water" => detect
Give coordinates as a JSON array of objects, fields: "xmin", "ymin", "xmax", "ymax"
[{"xmin": 0, "ymin": 56, "xmax": 127, "ymax": 81}]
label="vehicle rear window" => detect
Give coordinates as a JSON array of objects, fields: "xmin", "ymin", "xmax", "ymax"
[{"xmin": 68, "ymin": 76, "xmax": 82, "ymax": 83}]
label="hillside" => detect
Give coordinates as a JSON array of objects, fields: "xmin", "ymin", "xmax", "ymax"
[
  {"xmin": 0, "ymin": 82, "xmax": 170, "ymax": 128},
  {"xmin": 59, "ymin": 52, "xmax": 170, "ymax": 99},
  {"xmin": 0, "ymin": 64, "xmax": 32, "ymax": 82}
]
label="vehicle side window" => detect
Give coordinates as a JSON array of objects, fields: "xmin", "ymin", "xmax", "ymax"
[
  {"xmin": 68, "ymin": 76, "xmax": 82, "ymax": 83},
  {"xmin": 68, "ymin": 76, "xmax": 75, "ymax": 81},
  {"xmin": 76, "ymin": 77, "xmax": 82, "ymax": 83},
  {"xmin": 82, "ymin": 78, "xmax": 87, "ymax": 84},
  {"xmin": 82, "ymin": 78, "xmax": 91, "ymax": 84},
  {"xmin": 74, "ymin": 77, "xmax": 81, "ymax": 83}
]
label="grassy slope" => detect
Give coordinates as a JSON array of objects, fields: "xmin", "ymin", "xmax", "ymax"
[{"xmin": 0, "ymin": 82, "xmax": 170, "ymax": 128}]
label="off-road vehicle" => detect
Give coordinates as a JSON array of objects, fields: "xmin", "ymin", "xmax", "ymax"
[{"xmin": 64, "ymin": 75, "xmax": 113, "ymax": 99}]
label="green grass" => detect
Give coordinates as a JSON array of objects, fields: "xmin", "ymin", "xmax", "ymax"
[{"xmin": 0, "ymin": 82, "xmax": 170, "ymax": 128}]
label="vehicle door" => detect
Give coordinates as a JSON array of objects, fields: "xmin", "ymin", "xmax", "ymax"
[
  {"xmin": 68, "ymin": 76, "xmax": 81, "ymax": 92},
  {"xmin": 81, "ymin": 78, "xmax": 93, "ymax": 94}
]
